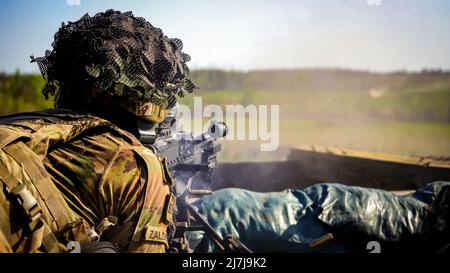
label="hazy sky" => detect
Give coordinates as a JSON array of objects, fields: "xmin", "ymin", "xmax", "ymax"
[{"xmin": 1, "ymin": 0, "xmax": 450, "ymax": 73}]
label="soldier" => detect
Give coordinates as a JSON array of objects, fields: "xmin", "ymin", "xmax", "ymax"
[{"xmin": 0, "ymin": 9, "xmax": 195, "ymax": 253}]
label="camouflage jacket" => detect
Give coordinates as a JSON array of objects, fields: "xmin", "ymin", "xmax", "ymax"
[{"xmin": 0, "ymin": 109, "xmax": 174, "ymax": 253}]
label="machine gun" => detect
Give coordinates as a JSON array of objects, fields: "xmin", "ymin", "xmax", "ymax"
[{"xmin": 137, "ymin": 109, "xmax": 252, "ymax": 253}]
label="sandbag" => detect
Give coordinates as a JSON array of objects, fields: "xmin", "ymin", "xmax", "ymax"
[
  {"xmin": 304, "ymin": 183, "xmax": 426, "ymax": 242},
  {"xmin": 187, "ymin": 188, "xmax": 348, "ymax": 252},
  {"xmin": 186, "ymin": 181, "xmax": 450, "ymax": 253}
]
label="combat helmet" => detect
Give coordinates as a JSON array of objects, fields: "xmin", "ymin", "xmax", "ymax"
[{"xmin": 31, "ymin": 9, "xmax": 196, "ymax": 123}]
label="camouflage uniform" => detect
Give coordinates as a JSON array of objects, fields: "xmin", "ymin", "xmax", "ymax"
[
  {"xmin": 0, "ymin": 10, "xmax": 194, "ymax": 253},
  {"xmin": 0, "ymin": 109, "xmax": 174, "ymax": 252}
]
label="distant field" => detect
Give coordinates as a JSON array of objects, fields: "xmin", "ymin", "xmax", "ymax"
[
  {"xmin": 180, "ymin": 87, "xmax": 450, "ymax": 162},
  {"xmin": 212, "ymin": 119, "xmax": 450, "ymax": 162},
  {"xmin": 1, "ymin": 69, "xmax": 449, "ymax": 162}
]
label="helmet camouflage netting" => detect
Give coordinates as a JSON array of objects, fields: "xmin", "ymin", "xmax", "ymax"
[{"xmin": 31, "ymin": 9, "xmax": 196, "ymax": 111}]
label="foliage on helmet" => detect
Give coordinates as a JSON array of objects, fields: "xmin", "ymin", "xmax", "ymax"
[{"xmin": 31, "ymin": 9, "xmax": 196, "ymax": 110}]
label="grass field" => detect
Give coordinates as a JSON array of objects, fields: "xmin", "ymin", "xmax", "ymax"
[
  {"xmin": 213, "ymin": 119, "xmax": 450, "ymax": 162},
  {"xmin": 180, "ymin": 89, "xmax": 450, "ymax": 162},
  {"xmin": 2, "ymin": 70, "xmax": 449, "ymax": 162}
]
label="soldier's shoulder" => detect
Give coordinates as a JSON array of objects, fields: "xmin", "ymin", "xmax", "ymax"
[
  {"xmin": 0, "ymin": 108, "xmax": 150, "ymax": 158},
  {"xmin": 0, "ymin": 108, "xmax": 92, "ymax": 123}
]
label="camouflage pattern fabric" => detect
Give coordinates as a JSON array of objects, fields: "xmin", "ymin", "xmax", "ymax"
[
  {"xmin": 0, "ymin": 109, "xmax": 173, "ymax": 252},
  {"xmin": 31, "ymin": 10, "xmax": 196, "ymax": 123}
]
